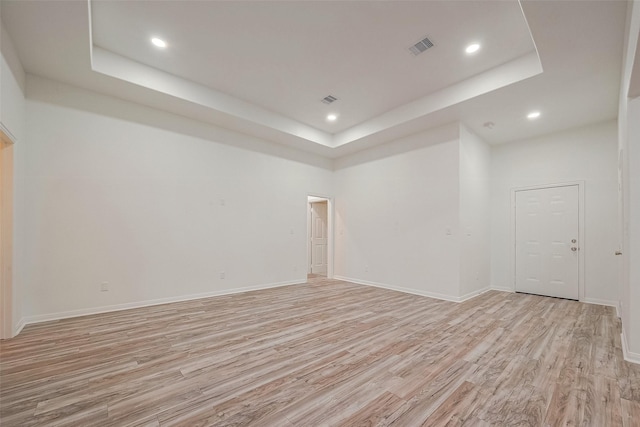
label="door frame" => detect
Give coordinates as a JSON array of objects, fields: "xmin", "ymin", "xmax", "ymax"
[
  {"xmin": 307, "ymin": 194, "xmax": 334, "ymax": 279},
  {"xmin": 1, "ymin": 123, "xmax": 16, "ymax": 339},
  {"xmin": 509, "ymin": 181, "xmax": 585, "ymax": 300}
]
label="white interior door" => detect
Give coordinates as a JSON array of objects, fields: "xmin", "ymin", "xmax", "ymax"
[
  {"xmin": 515, "ymin": 185, "xmax": 580, "ymax": 300},
  {"xmin": 310, "ymin": 201, "xmax": 328, "ymax": 275}
]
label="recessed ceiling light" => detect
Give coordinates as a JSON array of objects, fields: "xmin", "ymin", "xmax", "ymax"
[
  {"xmin": 326, "ymin": 114, "xmax": 338, "ymax": 122},
  {"xmin": 465, "ymin": 43, "xmax": 480, "ymax": 54},
  {"xmin": 151, "ymin": 37, "xmax": 167, "ymax": 48},
  {"xmin": 527, "ymin": 111, "xmax": 541, "ymax": 120}
]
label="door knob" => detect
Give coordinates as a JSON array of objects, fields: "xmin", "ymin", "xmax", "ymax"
[
  {"xmin": 571, "ymin": 239, "xmax": 577, "ymax": 243},
  {"xmin": 571, "ymin": 247, "xmax": 577, "ymax": 251}
]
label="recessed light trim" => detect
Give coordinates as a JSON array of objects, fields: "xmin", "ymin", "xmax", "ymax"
[
  {"xmin": 326, "ymin": 114, "xmax": 338, "ymax": 122},
  {"xmin": 527, "ymin": 111, "xmax": 541, "ymax": 120},
  {"xmin": 151, "ymin": 37, "xmax": 167, "ymax": 48},
  {"xmin": 465, "ymin": 43, "xmax": 480, "ymax": 54}
]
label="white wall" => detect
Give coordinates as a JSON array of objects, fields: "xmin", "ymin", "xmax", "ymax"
[
  {"xmin": 619, "ymin": 0, "xmax": 640, "ymax": 361},
  {"xmin": 20, "ymin": 76, "xmax": 333, "ymax": 322},
  {"xmin": 333, "ymin": 124, "xmax": 463, "ymax": 301},
  {"xmin": 459, "ymin": 125, "xmax": 491, "ymax": 298},
  {"xmin": 1, "ymin": 26, "xmax": 26, "ymax": 137},
  {"xmin": 626, "ymin": 97, "xmax": 640, "ymax": 359},
  {"xmin": 1, "ymin": 19, "xmax": 26, "ymax": 335},
  {"xmin": 491, "ymin": 120, "xmax": 619, "ymax": 305}
]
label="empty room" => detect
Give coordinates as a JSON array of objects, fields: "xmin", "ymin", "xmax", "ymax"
[{"xmin": 1, "ymin": 0, "xmax": 640, "ymax": 425}]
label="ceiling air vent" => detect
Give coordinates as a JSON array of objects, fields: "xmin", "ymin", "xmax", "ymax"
[
  {"xmin": 409, "ymin": 36, "xmax": 434, "ymax": 56},
  {"xmin": 321, "ymin": 95, "xmax": 338, "ymax": 104}
]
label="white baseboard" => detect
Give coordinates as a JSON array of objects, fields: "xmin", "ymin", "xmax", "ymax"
[
  {"xmin": 18, "ymin": 279, "xmax": 303, "ymax": 330},
  {"xmin": 333, "ymin": 275, "xmax": 488, "ymax": 303},
  {"xmin": 581, "ymin": 297, "xmax": 620, "ymax": 311},
  {"xmin": 490, "ymin": 285, "xmax": 514, "ymax": 293},
  {"xmin": 0, "ymin": 121, "xmax": 18, "ymax": 144},
  {"xmin": 459, "ymin": 286, "xmax": 491, "ymax": 302},
  {"xmin": 16, "ymin": 277, "xmax": 637, "ymax": 367},
  {"xmin": 621, "ymin": 326, "xmax": 640, "ymax": 365},
  {"xmin": 489, "ymin": 290, "xmax": 621, "ymax": 315},
  {"xmin": 13, "ymin": 318, "xmax": 26, "ymax": 337}
]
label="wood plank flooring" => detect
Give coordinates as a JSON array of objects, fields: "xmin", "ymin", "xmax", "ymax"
[{"xmin": 1, "ymin": 276, "xmax": 639, "ymax": 426}]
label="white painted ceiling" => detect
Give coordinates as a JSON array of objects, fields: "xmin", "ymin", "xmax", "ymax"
[
  {"xmin": 91, "ymin": 0, "xmax": 534, "ymax": 134},
  {"xmin": 0, "ymin": 1, "xmax": 628, "ymax": 158}
]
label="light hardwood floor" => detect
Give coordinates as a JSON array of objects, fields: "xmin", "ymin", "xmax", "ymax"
[{"xmin": 1, "ymin": 277, "xmax": 639, "ymax": 426}]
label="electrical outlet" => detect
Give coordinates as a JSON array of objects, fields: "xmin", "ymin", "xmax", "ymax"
[
  {"xmin": 220, "ymin": 272, "xmax": 225, "ymax": 279},
  {"xmin": 100, "ymin": 282, "xmax": 109, "ymax": 292}
]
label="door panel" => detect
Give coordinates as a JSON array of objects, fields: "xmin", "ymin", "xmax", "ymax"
[
  {"xmin": 310, "ymin": 202, "xmax": 328, "ymax": 275},
  {"xmin": 515, "ymin": 185, "xmax": 579, "ymax": 300}
]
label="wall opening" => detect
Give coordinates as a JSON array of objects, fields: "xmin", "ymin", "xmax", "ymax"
[
  {"xmin": 0, "ymin": 127, "xmax": 15, "ymax": 339},
  {"xmin": 307, "ymin": 195, "xmax": 333, "ymax": 281}
]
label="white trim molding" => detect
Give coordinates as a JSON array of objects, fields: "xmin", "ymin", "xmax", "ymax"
[
  {"xmin": 0, "ymin": 122, "xmax": 17, "ymax": 144},
  {"xmin": 612, "ymin": 299, "xmax": 638, "ymax": 365},
  {"xmin": 458, "ymin": 287, "xmax": 492, "ymax": 303},
  {"xmin": 490, "ymin": 285, "xmax": 515, "ymax": 293},
  {"xmin": 581, "ymin": 298, "xmax": 620, "ymax": 310},
  {"xmin": 333, "ymin": 275, "xmax": 489, "ymax": 303},
  {"xmin": 16, "ymin": 279, "xmax": 303, "ymax": 330},
  {"xmin": 621, "ymin": 328, "xmax": 640, "ymax": 364},
  {"xmin": 13, "ymin": 318, "xmax": 26, "ymax": 336}
]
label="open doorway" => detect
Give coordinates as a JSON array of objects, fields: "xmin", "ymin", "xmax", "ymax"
[{"xmin": 307, "ymin": 195, "xmax": 332, "ymax": 281}]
